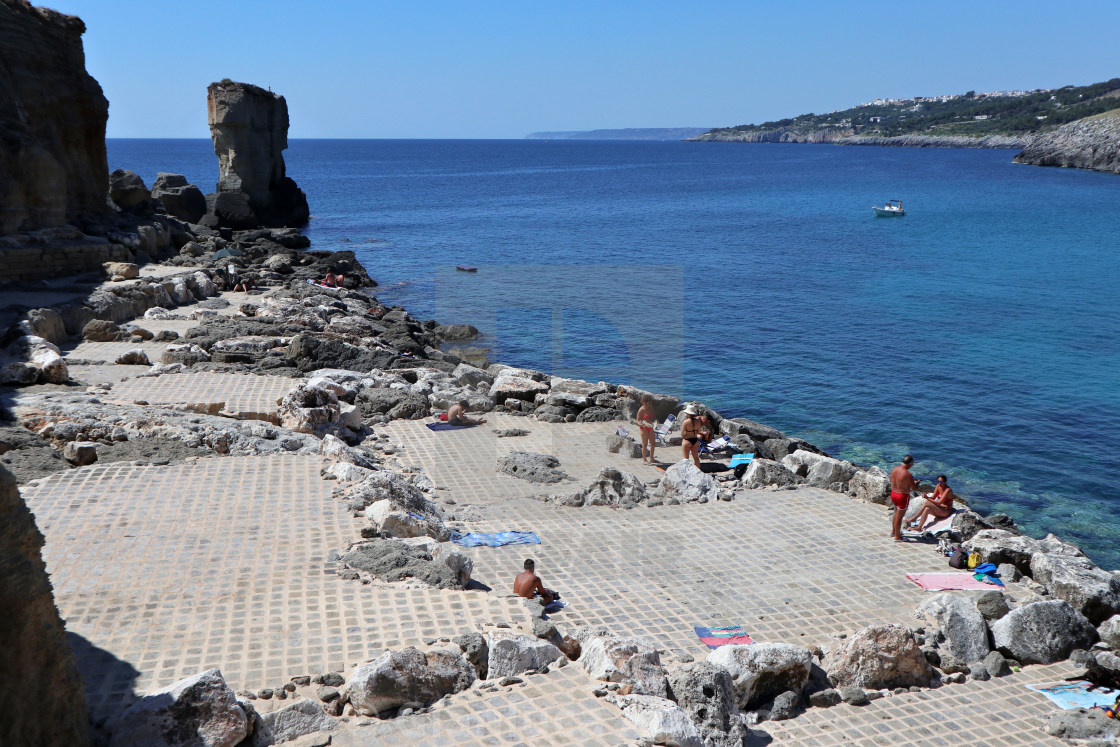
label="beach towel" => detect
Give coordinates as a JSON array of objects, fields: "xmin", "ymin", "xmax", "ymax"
[
  {"xmin": 1026, "ymin": 681, "xmax": 1120, "ymax": 710},
  {"xmin": 905, "ymin": 572, "xmax": 1002, "ymax": 591},
  {"xmin": 450, "ymin": 531, "xmax": 541, "ymax": 548},
  {"xmin": 694, "ymin": 625, "xmax": 754, "ymax": 649},
  {"xmin": 426, "ymin": 422, "xmax": 476, "ymax": 431},
  {"xmin": 544, "ymin": 600, "xmax": 569, "ymax": 613}
]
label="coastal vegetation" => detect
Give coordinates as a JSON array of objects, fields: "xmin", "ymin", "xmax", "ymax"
[{"xmin": 697, "ymin": 77, "xmax": 1120, "ymax": 142}]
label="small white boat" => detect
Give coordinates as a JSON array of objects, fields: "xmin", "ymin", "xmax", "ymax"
[{"xmin": 873, "ymin": 199, "xmax": 905, "ymax": 217}]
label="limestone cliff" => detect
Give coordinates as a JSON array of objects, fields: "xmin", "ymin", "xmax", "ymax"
[
  {"xmin": 692, "ymin": 128, "xmax": 1027, "ymax": 148},
  {"xmin": 206, "ymin": 80, "xmax": 309, "ymax": 229},
  {"xmin": 0, "ymin": 0, "xmax": 109, "ymax": 235},
  {"xmin": 1014, "ymin": 109, "xmax": 1120, "ymax": 174},
  {"xmin": 0, "ymin": 463, "xmax": 91, "ymax": 745}
]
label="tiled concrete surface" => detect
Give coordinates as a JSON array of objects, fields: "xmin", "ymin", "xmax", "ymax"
[
  {"xmin": 22, "ymin": 455, "xmax": 529, "ymax": 723},
  {"xmin": 107, "ymin": 371, "xmax": 296, "ymax": 420},
  {"xmin": 61, "ymin": 339, "xmax": 174, "ymax": 364},
  {"xmin": 332, "ymin": 665, "xmax": 643, "ymax": 747}
]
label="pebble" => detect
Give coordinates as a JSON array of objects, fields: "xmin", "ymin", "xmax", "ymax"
[
  {"xmin": 291, "ymin": 676, "xmax": 311, "ymax": 686},
  {"xmin": 258, "ymin": 688, "xmax": 274, "ymax": 699},
  {"xmin": 317, "ymin": 686, "xmax": 340, "ymax": 702},
  {"xmin": 499, "ymin": 676, "xmax": 522, "ymax": 686}
]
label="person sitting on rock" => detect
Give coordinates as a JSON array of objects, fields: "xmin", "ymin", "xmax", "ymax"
[
  {"xmin": 233, "ymin": 274, "xmax": 256, "ymax": 293},
  {"xmin": 323, "ymin": 271, "xmax": 345, "ymax": 288},
  {"xmin": 907, "ymin": 474, "xmax": 957, "ymax": 532},
  {"xmin": 513, "ymin": 558, "xmax": 558, "ymax": 604},
  {"xmin": 447, "ymin": 400, "xmax": 486, "ymax": 426}
]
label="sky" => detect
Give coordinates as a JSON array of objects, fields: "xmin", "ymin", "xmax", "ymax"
[{"xmin": 49, "ymin": 0, "xmax": 1120, "ymax": 139}]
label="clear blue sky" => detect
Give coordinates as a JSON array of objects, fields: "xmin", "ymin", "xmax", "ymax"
[{"xmin": 51, "ymin": 0, "xmax": 1120, "ymax": 139}]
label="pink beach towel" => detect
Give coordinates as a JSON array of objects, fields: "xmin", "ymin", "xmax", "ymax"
[{"xmin": 906, "ymin": 572, "xmax": 999, "ymax": 591}]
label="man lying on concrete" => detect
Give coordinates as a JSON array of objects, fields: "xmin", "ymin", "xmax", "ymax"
[{"xmin": 513, "ymin": 558, "xmax": 559, "ymax": 604}]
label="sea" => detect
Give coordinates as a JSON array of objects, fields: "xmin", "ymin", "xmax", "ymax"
[{"xmin": 107, "ymin": 138, "xmax": 1120, "ymax": 569}]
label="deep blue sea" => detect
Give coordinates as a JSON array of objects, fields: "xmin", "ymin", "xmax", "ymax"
[{"xmin": 108, "ymin": 139, "xmax": 1120, "ymax": 569}]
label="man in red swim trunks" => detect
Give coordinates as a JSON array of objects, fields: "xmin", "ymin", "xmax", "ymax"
[{"xmin": 889, "ymin": 455, "xmax": 919, "ymax": 541}]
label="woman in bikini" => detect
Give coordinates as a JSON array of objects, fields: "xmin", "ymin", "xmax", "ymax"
[
  {"xmin": 635, "ymin": 394, "xmax": 656, "ymax": 464},
  {"xmin": 680, "ymin": 405, "xmax": 703, "ymax": 468},
  {"xmin": 907, "ymin": 474, "xmax": 957, "ymax": 532}
]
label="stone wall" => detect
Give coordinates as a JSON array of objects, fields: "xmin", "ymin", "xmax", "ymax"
[
  {"xmin": 0, "ymin": 0, "xmax": 109, "ymax": 235},
  {"xmin": 0, "ymin": 463, "xmax": 91, "ymax": 745}
]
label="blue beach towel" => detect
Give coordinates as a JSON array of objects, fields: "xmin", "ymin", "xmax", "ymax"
[
  {"xmin": 1026, "ymin": 681, "xmax": 1119, "ymax": 710},
  {"xmin": 450, "ymin": 531, "xmax": 541, "ymax": 548},
  {"xmin": 427, "ymin": 422, "xmax": 476, "ymax": 431}
]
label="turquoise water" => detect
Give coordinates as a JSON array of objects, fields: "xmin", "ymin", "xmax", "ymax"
[{"xmin": 108, "ymin": 139, "xmax": 1120, "ymax": 568}]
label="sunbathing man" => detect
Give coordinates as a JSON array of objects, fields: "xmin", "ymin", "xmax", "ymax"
[
  {"xmin": 447, "ymin": 400, "xmax": 486, "ymax": 426},
  {"xmin": 513, "ymin": 558, "xmax": 558, "ymax": 605},
  {"xmin": 889, "ymin": 455, "xmax": 920, "ymax": 541},
  {"xmin": 907, "ymin": 474, "xmax": 957, "ymax": 532}
]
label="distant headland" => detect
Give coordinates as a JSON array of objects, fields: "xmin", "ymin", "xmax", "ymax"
[{"xmin": 525, "ymin": 127, "xmax": 710, "ymax": 141}]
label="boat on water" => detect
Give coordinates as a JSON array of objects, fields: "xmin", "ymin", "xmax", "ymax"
[
  {"xmin": 873, "ymin": 199, "xmax": 905, "ymax": 217},
  {"xmin": 456, "ymin": 265, "xmax": 478, "ymax": 272}
]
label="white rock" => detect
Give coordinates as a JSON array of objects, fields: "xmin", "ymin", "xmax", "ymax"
[
  {"xmin": 344, "ymin": 648, "xmax": 474, "ymax": 716},
  {"xmin": 781, "ymin": 451, "xmax": 855, "ymax": 488},
  {"xmin": 487, "ymin": 633, "xmax": 564, "ymax": 678},
  {"xmin": 399, "ymin": 537, "xmax": 474, "ymax": 587},
  {"xmin": 581, "ymin": 635, "xmax": 667, "ymax": 697},
  {"xmin": 654, "ymin": 461, "xmax": 720, "ymax": 504},
  {"xmin": 706, "ymin": 642, "xmax": 812, "ymax": 709},
  {"xmin": 614, "ymin": 694, "xmax": 703, "ymax": 747},
  {"xmin": 251, "ymin": 698, "xmax": 335, "ymax": 747},
  {"xmin": 323, "ymin": 462, "xmax": 376, "ymax": 483},
  {"xmin": 109, "ymin": 668, "xmax": 247, "ymax": 747},
  {"xmin": 915, "ymin": 593, "xmax": 990, "ymax": 663}
]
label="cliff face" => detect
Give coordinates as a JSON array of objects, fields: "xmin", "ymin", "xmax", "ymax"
[
  {"xmin": 693, "ymin": 127, "xmax": 855, "ymax": 143},
  {"xmin": 206, "ymin": 80, "xmax": 309, "ymax": 228},
  {"xmin": 1014, "ymin": 110, "xmax": 1120, "ymax": 174},
  {"xmin": 0, "ymin": 0, "xmax": 109, "ymax": 235},
  {"xmin": 0, "ymin": 464, "xmax": 91, "ymax": 746}
]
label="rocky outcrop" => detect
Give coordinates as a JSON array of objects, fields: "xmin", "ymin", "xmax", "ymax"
[
  {"xmin": 666, "ymin": 661, "xmax": 748, "ymax": 747},
  {"xmin": 344, "ymin": 647, "xmax": 475, "ymax": 716},
  {"xmin": 581, "ymin": 635, "xmax": 668, "ymax": 697},
  {"xmin": 989, "ymin": 600, "xmax": 1098, "ymax": 664},
  {"xmin": 0, "ymin": 464, "xmax": 91, "ymax": 746},
  {"xmin": 486, "ymin": 633, "xmax": 564, "ymax": 678},
  {"xmin": 206, "ymin": 80, "xmax": 309, "ymax": 229},
  {"xmin": 825, "ymin": 624, "xmax": 932, "ymax": 689},
  {"xmin": 557, "ymin": 467, "xmax": 650, "ymax": 508},
  {"xmin": 151, "ymin": 173, "xmax": 206, "ymax": 224},
  {"xmin": 0, "ymin": 0, "xmax": 108, "ymax": 234},
  {"xmin": 1014, "ymin": 110, "xmax": 1120, "ymax": 174},
  {"xmin": 706, "ymin": 642, "xmax": 813, "ymax": 709},
  {"xmin": 109, "ymin": 668, "xmax": 247, "ymax": 747},
  {"xmin": 915, "ymin": 593, "xmax": 990, "ymax": 663},
  {"xmin": 692, "ymin": 129, "xmax": 1026, "ymax": 148}
]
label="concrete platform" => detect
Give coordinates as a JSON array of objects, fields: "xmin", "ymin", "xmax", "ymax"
[{"xmin": 107, "ymin": 371, "xmax": 296, "ymax": 420}]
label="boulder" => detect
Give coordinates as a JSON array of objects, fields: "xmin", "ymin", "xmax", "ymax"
[
  {"xmin": 28, "ymin": 340, "xmax": 68, "ymax": 383},
  {"xmin": 83, "ymin": 319, "xmax": 123, "ymax": 342},
  {"xmin": 581, "ymin": 636, "xmax": 668, "ymax": 697},
  {"xmin": 990, "ymin": 600, "xmax": 1098, "ymax": 664},
  {"xmin": 341, "ymin": 538, "xmax": 465, "ymax": 588},
  {"xmin": 1042, "ymin": 708, "xmax": 1120, "ymax": 743},
  {"xmin": 108, "ymin": 169, "xmax": 153, "ymax": 214},
  {"xmin": 115, "ymin": 349, "xmax": 151, "ymax": 366},
  {"xmin": 152, "ymin": 173, "xmax": 207, "ymax": 224},
  {"xmin": 849, "ymin": 466, "xmax": 891, "ymax": 505},
  {"xmin": 487, "ymin": 634, "xmax": 564, "ymax": 678},
  {"xmin": 825, "ymin": 624, "xmax": 932, "ymax": 690},
  {"xmin": 719, "ymin": 417, "xmax": 784, "ymax": 443},
  {"xmin": 705, "ymin": 643, "xmax": 813, "ymax": 709},
  {"xmin": 251, "ymin": 698, "xmax": 335, "ymax": 747},
  {"xmin": 1099, "ymin": 614, "xmax": 1120, "ymax": 651},
  {"xmin": 104, "ymin": 261, "xmax": 139, "ymax": 279},
  {"xmin": 434, "ymin": 323, "xmax": 478, "ymax": 341},
  {"xmin": 19, "ymin": 308, "xmax": 67, "ymax": 346},
  {"xmin": 278, "ymin": 384, "xmax": 341, "ymax": 434},
  {"xmin": 742, "ymin": 458, "xmax": 797, "ymax": 487},
  {"xmin": 109, "ymin": 668, "xmax": 247, "ymax": 747},
  {"xmin": 365, "ymin": 500, "xmax": 448, "ymax": 541},
  {"xmin": 452, "ymin": 362, "xmax": 494, "ymax": 387},
  {"xmin": 558, "ymin": 467, "xmax": 650, "ymax": 508},
  {"xmin": 161, "ymin": 344, "xmax": 211, "ymax": 366},
  {"xmin": 452, "ymin": 633, "xmax": 489, "ymax": 679},
  {"xmin": 665, "ymin": 661, "xmax": 747, "ymax": 747},
  {"xmin": 615, "ymin": 387, "xmax": 680, "ymax": 422},
  {"xmin": 981, "ymin": 650, "xmax": 1013, "ymax": 678},
  {"xmin": 974, "ymin": 591, "xmax": 1011, "ymax": 622},
  {"xmin": 613, "ymin": 694, "xmax": 702, "ymax": 747},
  {"xmin": 781, "ymin": 451, "xmax": 855, "ymax": 489},
  {"xmin": 654, "ymin": 461, "xmax": 720, "ymax": 504},
  {"xmin": 344, "ymin": 647, "xmax": 474, "ymax": 716},
  {"xmin": 496, "ymin": 452, "xmax": 568, "ymax": 483},
  {"xmin": 1030, "ymin": 553, "xmax": 1120, "ymax": 625},
  {"xmin": 63, "ymin": 441, "xmax": 98, "ymax": 466},
  {"xmin": 398, "ymin": 537, "xmax": 472, "ymax": 587},
  {"xmin": 318, "ymin": 435, "xmax": 374, "ymax": 469},
  {"xmin": 490, "ymin": 373, "xmax": 548, "ymax": 403},
  {"xmin": 190, "ymin": 271, "xmax": 219, "ymax": 298},
  {"xmin": 915, "ymin": 594, "xmax": 990, "ymax": 663},
  {"xmin": 547, "ymin": 378, "xmax": 608, "ymax": 409},
  {"xmin": 961, "ymin": 530, "xmax": 1042, "ymax": 575}
]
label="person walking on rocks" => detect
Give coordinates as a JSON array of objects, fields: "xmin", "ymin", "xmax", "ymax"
[
  {"xmin": 889, "ymin": 455, "xmax": 919, "ymax": 541},
  {"xmin": 636, "ymin": 394, "xmax": 656, "ymax": 464},
  {"xmin": 513, "ymin": 559, "xmax": 558, "ymax": 604},
  {"xmin": 680, "ymin": 405, "xmax": 703, "ymax": 469}
]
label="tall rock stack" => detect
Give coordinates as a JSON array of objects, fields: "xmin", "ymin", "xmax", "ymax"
[
  {"xmin": 0, "ymin": 464, "xmax": 91, "ymax": 746},
  {"xmin": 0, "ymin": 0, "xmax": 109, "ymax": 234},
  {"xmin": 205, "ymin": 80, "xmax": 310, "ymax": 229}
]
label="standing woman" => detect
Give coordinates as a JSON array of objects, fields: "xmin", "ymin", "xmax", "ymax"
[
  {"xmin": 636, "ymin": 394, "xmax": 656, "ymax": 464},
  {"xmin": 679, "ymin": 405, "xmax": 702, "ymax": 468}
]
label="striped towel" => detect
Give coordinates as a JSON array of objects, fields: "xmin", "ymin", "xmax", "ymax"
[{"xmin": 694, "ymin": 625, "xmax": 754, "ymax": 649}]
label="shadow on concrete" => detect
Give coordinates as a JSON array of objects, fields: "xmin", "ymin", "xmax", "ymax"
[{"xmin": 66, "ymin": 631, "xmax": 141, "ymax": 742}]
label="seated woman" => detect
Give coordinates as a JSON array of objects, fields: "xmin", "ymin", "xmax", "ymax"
[
  {"xmin": 907, "ymin": 474, "xmax": 957, "ymax": 532},
  {"xmin": 323, "ymin": 271, "xmax": 346, "ymax": 288}
]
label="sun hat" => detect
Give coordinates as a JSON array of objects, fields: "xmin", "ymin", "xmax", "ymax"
[{"xmin": 682, "ymin": 405, "xmax": 699, "ymax": 415}]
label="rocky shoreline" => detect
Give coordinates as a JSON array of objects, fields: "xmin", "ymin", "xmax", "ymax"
[
  {"xmin": 690, "ymin": 129, "xmax": 1029, "ymax": 148},
  {"xmin": 1014, "ymin": 110, "xmax": 1120, "ymax": 175}
]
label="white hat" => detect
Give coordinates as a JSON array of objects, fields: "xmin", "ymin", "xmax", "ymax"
[{"xmin": 682, "ymin": 405, "xmax": 699, "ymax": 415}]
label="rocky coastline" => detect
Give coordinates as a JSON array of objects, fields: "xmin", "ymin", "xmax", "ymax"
[
  {"xmin": 1014, "ymin": 110, "xmax": 1120, "ymax": 175},
  {"xmin": 690, "ymin": 128, "xmax": 1028, "ymax": 148},
  {"xmin": 2, "ymin": 3, "xmax": 1120, "ymax": 745}
]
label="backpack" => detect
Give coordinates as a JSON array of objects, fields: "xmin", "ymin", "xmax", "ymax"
[{"xmin": 948, "ymin": 548, "xmax": 968, "ymax": 569}]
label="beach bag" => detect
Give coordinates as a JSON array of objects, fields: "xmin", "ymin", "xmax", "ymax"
[
  {"xmin": 967, "ymin": 551, "xmax": 982, "ymax": 569},
  {"xmin": 948, "ymin": 549, "xmax": 968, "ymax": 569}
]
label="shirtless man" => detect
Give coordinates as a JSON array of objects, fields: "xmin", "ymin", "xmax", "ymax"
[
  {"xmin": 513, "ymin": 559, "xmax": 558, "ymax": 604},
  {"xmin": 907, "ymin": 474, "xmax": 956, "ymax": 532},
  {"xmin": 889, "ymin": 455, "xmax": 919, "ymax": 541},
  {"xmin": 447, "ymin": 400, "xmax": 486, "ymax": 426}
]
